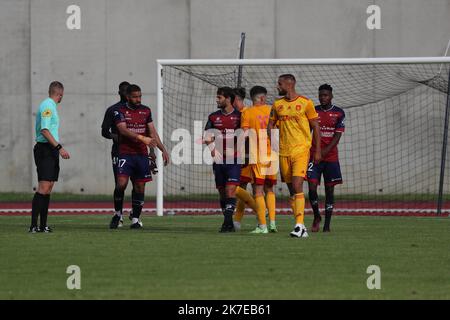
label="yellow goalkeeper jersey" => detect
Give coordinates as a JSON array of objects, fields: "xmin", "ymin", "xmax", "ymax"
[{"xmin": 270, "ymin": 95, "xmax": 318, "ymax": 157}]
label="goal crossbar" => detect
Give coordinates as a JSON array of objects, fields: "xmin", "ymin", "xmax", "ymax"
[{"xmin": 157, "ymin": 57, "xmax": 450, "ymax": 66}]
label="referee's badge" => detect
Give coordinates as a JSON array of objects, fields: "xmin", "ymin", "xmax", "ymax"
[{"xmin": 42, "ymin": 109, "xmax": 52, "ymax": 117}]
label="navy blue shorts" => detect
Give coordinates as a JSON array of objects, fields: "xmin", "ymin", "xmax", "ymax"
[
  {"xmin": 117, "ymin": 154, "xmax": 152, "ymax": 183},
  {"xmin": 212, "ymin": 163, "xmax": 241, "ymax": 189},
  {"xmin": 307, "ymin": 161, "xmax": 343, "ymax": 186}
]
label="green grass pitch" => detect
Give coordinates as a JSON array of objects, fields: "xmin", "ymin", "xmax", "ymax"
[{"xmin": 0, "ymin": 214, "xmax": 449, "ymax": 299}]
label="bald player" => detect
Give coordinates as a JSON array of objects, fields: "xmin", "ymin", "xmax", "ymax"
[{"xmin": 268, "ymin": 74, "xmax": 321, "ymax": 238}]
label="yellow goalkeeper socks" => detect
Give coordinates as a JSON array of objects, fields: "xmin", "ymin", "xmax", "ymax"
[
  {"xmin": 294, "ymin": 193, "xmax": 305, "ymax": 225},
  {"xmin": 236, "ymin": 186, "xmax": 258, "ymax": 213},
  {"xmin": 234, "ymin": 198, "xmax": 245, "ymax": 222},
  {"xmin": 265, "ymin": 191, "xmax": 276, "ymax": 223},
  {"xmin": 255, "ymin": 195, "xmax": 267, "ymax": 226}
]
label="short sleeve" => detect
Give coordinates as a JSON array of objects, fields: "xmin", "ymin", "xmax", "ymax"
[
  {"xmin": 204, "ymin": 115, "xmax": 213, "ymax": 131},
  {"xmin": 336, "ymin": 110, "xmax": 346, "ymax": 132},
  {"xmin": 40, "ymin": 106, "xmax": 53, "ymax": 130},
  {"xmin": 114, "ymin": 110, "xmax": 126, "ymax": 124},
  {"xmin": 147, "ymin": 109, "xmax": 153, "ymax": 124},
  {"xmin": 305, "ymin": 100, "xmax": 318, "ymax": 120}
]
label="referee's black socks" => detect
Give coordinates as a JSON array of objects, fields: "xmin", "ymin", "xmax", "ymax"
[
  {"xmin": 31, "ymin": 192, "xmax": 49, "ymax": 228},
  {"xmin": 40, "ymin": 194, "xmax": 50, "ymax": 228}
]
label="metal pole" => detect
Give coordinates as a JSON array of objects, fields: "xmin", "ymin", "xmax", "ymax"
[
  {"xmin": 156, "ymin": 62, "xmax": 164, "ymax": 217},
  {"xmin": 237, "ymin": 32, "xmax": 246, "ymax": 88},
  {"xmin": 437, "ymin": 68, "xmax": 450, "ymax": 215}
]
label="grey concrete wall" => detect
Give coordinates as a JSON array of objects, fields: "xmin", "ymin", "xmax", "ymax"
[
  {"xmin": 0, "ymin": 0, "xmax": 449, "ymax": 195},
  {"xmin": 0, "ymin": 0, "xmax": 31, "ymax": 192}
]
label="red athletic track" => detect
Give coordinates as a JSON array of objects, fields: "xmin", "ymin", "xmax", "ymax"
[{"xmin": 0, "ymin": 201, "xmax": 449, "ymax": 217}]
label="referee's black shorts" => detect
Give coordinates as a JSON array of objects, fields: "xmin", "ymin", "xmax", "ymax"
[{"xmin": 33, "ymin": 142, "xmax": 60, "ymax": 181}]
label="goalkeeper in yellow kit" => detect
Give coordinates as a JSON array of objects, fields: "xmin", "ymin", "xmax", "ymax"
[{"xmin": 268, "ymin": 74, "xmax": 322, "ymax": 238}]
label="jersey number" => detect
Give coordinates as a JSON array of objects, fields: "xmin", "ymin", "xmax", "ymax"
[
  {"xmin": 257, "ymin": 115, "xmax": 269, "ymax": 129},
  {"xmin": 118, "ymin": 159, "xmax": 127, "ymax": 168}
]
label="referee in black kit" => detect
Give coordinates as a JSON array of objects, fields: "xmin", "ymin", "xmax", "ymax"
[{"xmin": 30, "ymin": 81, "xmax": 70, "ymax": 233}]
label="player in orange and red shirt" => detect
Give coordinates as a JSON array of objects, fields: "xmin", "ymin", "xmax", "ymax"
[{"xmin": 307, "ymin": 84, "xmax": 345, "ymax": 232}]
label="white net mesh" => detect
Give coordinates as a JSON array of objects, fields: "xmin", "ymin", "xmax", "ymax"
[{"xmin": 160, "ymin": 61, "xmax": 450, "ymax": 214}]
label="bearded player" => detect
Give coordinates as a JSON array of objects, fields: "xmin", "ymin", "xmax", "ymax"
[
  {"xmin": 110, "ymin": 84, "xmax": 169, "ymax": 229},
  {"xmin": 204, "ymin": 87, "xmax": 242, "ymax": 232},
  {"xmin": 267, "ymin": 74, "xmax": 321, "ymax": 238}
]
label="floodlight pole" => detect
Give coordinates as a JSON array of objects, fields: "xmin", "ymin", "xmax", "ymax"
[{"xmin": 437, "ymin": 69, "xmax": 450, "ymax": 215}]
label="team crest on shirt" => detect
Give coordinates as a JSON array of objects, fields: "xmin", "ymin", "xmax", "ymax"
[{"xmin": 42, "ymin": 109, "xmax": 52, "ymax": 117}]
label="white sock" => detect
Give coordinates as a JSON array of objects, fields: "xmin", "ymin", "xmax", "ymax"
[
  {"xmin": 295, "ymin": 223, "xmax": 305, "ymax": 228},
  {"xmin": 132, "ymin": 217, "xmax": 139, "ymax": 224},
  {"xmin": 115, "ymin": 211, "xmax": 121, "ymax": 217},
  {"xmin": 259, "ymin": 224, "xmax": 267, "ymax": 229}
]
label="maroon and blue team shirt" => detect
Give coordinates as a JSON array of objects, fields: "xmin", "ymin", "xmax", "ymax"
[
  {"xmin": 114, "ymin": 104, "xmax": 153, "ymax": 156},
  {"xmin": 204, "ymin": 109, "xmax": 241, "ymax": 162},
  {"xmin": 310, "ymin": 104, "xmax": 345, "ymax": 162}
]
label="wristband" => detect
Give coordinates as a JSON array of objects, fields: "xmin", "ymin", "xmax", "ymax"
[{"xmin": 55, "ymin": 144, "xmax": 62, "ymax": 151}]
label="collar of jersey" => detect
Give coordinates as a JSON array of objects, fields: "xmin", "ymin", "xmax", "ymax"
[
  {"xmin": 320, "ymin": 104, "xmax": 335, "ymax": 112},
  {"xmin": 47, "ymin": 97, "xmax": 57, "ymax": 107},
  {"xmin": 220, "ymin": 109, "xmax": 235, "ymax": 116},
  {"xmin": 125, "ymin": 103, "xmax": 140, "ymax": 110},
  {"xmin": 283, "ymin": 95, "xmax": 301, "ymax": 103}
]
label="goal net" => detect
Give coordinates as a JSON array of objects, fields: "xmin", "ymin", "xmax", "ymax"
[{"xmin": 156, "ymin": 58, "xmax": 450, "ymax": 216}]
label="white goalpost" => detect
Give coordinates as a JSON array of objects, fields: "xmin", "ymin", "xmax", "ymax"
[{"xmin": 156, "ymin": 57, "xmax": 450, "ymax": 217}]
